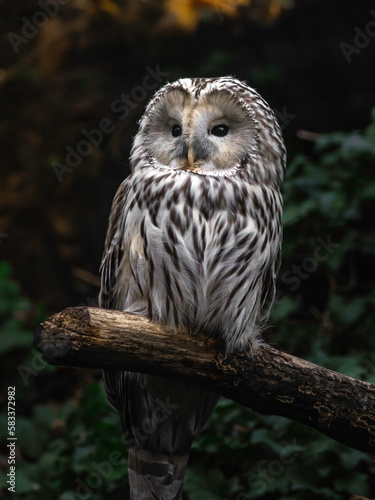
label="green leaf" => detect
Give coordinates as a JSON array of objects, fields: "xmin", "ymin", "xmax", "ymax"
[
  {"xmin": 270, "ymin": 296, "xmax": 300, "ymax": 323},
  {"xmin": 185, "ymin": 467, "xmax": 237, "ymax": 500},
  {"xmin": 15, "ymin": 468, "xmax": 41, "ymax": 494},
  {"xmin": 17, "ymin": 417, "xmax": 50, "ymax": 459},
  {"xmin": 0, "ymin": 319, "xmax": 33, "ymax": 354},
  {"xmin": 33, "ymin": 405, "xmax": 56, "ymax": 426}
]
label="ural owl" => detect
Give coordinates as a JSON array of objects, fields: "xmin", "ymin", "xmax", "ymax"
[{"xmin": 99, "ymin": 77, "xmax": 286, "ymax": 499}]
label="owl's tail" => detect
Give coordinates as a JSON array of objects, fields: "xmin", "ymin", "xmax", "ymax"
[
  {"xmin": 103, "ymin": 370, "xmax": 219, "ymax": 500},
  {"xmin": 128, "ymin": 448, "xmax": 189, "ymax": 500}
]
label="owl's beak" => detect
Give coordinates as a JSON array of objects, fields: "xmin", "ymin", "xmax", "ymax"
[
  {"xmin": 187, "ymin": 147, "xmax": 196, "ymax": 168},
  {"xmin": 183, "ymin": 141, "xmax": 204, "ymax": 171}
]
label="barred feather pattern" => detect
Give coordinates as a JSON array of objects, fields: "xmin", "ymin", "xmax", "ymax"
[{"xmin": 99, "ymin": 77, "xmax": 286, "ymax": 499}]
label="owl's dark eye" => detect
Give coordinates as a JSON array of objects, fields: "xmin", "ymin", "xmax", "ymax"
[
  {"xmin": 210, "ymin": 124, "xmax": 229, "ymax": 137},
  {"xmin": 172, "ymin": 125, "xmax": 182, "ymax": 137}
]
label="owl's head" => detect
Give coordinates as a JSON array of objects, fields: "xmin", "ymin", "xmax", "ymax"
[{"xmin": 132, "ymin": 77, "xmax": 285, "ymax": 184}]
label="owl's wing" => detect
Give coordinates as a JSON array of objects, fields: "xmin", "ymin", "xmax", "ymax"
[
  {"xmin": 99, "ymin": 178, "xmax": 137, "ymax": 416},
  {"xmin": 258, "ymin": 244, "xmax": 282, "ymax": 326},
  {"xmin": 99, "ymin": 179, "xmax": 130, "ymax": 311}
]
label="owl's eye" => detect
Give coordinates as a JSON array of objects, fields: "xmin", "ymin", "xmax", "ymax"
[
  {"xmin": 211, "ymin": 124, "xmax": 229, "ymax": 137},
  {"xmin": 172, "ymin": 125, "xmax": 182, "ymax": 137}
]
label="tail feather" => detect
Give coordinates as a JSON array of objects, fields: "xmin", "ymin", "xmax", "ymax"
[
  {"xmin": 128, "ymin": 448, "xmax": 189, "ymax": 500},
  {"xmin": 103, "ymin": 370, "xmax": 219, "ymax": 499}
]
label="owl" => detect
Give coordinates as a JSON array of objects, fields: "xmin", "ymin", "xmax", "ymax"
[{"xmin": 99, "ymin": 76, "xmax": 286, "ymax": 499}]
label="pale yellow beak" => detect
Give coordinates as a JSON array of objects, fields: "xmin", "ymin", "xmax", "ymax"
[{"xmin": 187, "ymin": 147, "xmax": 195, "ymax": 169}]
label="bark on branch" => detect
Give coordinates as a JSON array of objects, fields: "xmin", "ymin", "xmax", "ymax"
[{"xmin": 34, "ymin": 306, "xmax": 375, "ymax": 454}]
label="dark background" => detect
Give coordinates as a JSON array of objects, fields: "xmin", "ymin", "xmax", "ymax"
[
  {"xmin": 1, "ymin": 0, "xmax": 375, "ymax": 498},
  {"xmin": 1, "ymin": 0, "xmax": 374, "ymax": 313}
]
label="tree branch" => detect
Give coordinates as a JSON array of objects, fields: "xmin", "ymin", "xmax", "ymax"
[{"xmin": 34, "ymin": 306, "xmax": 375, "ymax": 454}]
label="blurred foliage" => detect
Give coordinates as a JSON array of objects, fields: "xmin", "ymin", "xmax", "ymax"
[
  {"xmin": 2, "ymin": 0, "xmax": 374, "ymax": 316},
  {"xmin": 1, "ymin": 110, "xmax": 375, "ymax": 498},
  {"xmin": 0, "ymin": 262, "xmax": 126, "ymax": 498},
  {"xmin": 165, "ymin": 0, "xmax": 252, "ymax": 30}
]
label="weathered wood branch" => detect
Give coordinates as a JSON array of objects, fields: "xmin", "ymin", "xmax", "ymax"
[{"xmin": 34, "ymin": 306, "xmax": 375, "ymax": 454}]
